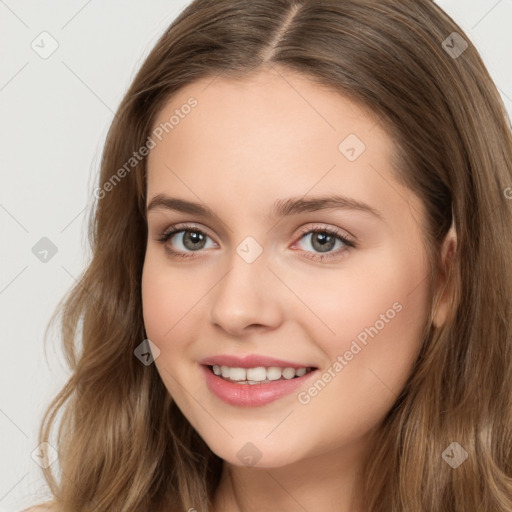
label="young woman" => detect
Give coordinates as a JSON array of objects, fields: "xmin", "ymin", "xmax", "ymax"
[{"xmin": 27, "ymin": 0, "xmax": 512, "ymax": 510}]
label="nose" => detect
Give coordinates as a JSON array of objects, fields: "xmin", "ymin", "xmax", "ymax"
[{"xmin": 209, "ymin": 246, "xmax": 285, "ymax": 337}]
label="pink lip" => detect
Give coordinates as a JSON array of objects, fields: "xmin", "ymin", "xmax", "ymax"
[
  {"xmin": 199, "ymin": 364, "xmax": 319, "ymax": 407},
  {"xmin": 199, "ymin": 354, "xmax": 315, "ymax": 369}
]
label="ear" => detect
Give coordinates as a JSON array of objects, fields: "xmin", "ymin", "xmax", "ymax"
[{"xmin": 432, "ymin": 225, "xmax": 457, "ymax": 328}]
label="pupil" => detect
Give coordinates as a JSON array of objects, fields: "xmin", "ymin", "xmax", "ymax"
[
  {"xmin": 184, "ymin": 231, "xmax": 205, "ymax": 249},
  {"xmin": 312, "ymin": 232, "xmax": 335, "ymax": 252}
]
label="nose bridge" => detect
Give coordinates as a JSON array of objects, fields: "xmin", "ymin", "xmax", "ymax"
[{"xmin": 209, "ymin": 235, "xmax": 283, "ymax": 333}]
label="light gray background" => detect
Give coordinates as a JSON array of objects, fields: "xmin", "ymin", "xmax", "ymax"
[{"xmin": 1, "ymin": 1, "xmax": 511, "ymax": 510}]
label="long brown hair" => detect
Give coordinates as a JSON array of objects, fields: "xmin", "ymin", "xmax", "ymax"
[{"xmin": 34, "ymin": 0, "xmax": 512, "ymax": 510}]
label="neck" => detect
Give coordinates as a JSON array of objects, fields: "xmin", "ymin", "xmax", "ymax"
[{"xmin": 211, "ymin": 439, "xmax": 370, "ymax": 512}]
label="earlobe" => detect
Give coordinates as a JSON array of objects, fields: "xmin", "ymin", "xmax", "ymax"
[{"xmin": 432, "ymin": 225, "xmax": 457, "ymax": 328}]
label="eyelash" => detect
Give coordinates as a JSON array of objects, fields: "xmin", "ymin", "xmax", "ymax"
[{"xmin": 156, "ymin": 223, "xmax": 356, "ymax": 262}]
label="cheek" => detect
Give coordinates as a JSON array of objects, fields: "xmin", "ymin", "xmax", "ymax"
[
  {"xmin": 283, "ymin": 245, "xmax": 430, "ymax": 352},
  {"xmin": 290, "ymin": 248, "xmax": 430, "ymax": 435},
  {"xmin": 141, "ymin": 250, "xmax": 217, "ymax": 402},
  {"xmin": 141, "ymin": 253, "xmax": 204, "ymax": 406},
  {"xmin": 141, "ymin": 260, "xmax": 174, "ymax": 342},
  {"xmin": 141, "ymin": 251, "xmax": 202, "ymax": 343},
  {"xmin": 288, "ymin": 244, "xmax": 430, "ymax": 394},
  {"xmin": 292, "ymin": 298, "xmax": 426, "ymax": 452}
]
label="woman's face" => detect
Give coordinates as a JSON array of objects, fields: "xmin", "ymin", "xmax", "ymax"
[{"xmin": 142, "ymin": 66, "xmax": 432, "ymax": 468}]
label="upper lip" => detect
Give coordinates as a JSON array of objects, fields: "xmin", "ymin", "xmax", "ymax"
[{"xmin": 199, "ymin": 354, "xmax": 317, "ymax": 369}]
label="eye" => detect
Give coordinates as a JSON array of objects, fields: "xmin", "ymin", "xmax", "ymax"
[
  {"xmin": 292, "ymin": 225, "xmax": 355, "ymax": 262},
  {"xmin": 157, "ymin": 223, "xmax": 216, "ymax": 258},
  {"xmin": 156, "ymin": 222, "xmax": 356, "ymax": 262}
]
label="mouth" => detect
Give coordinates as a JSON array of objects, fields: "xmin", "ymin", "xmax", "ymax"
[
  {"xmin": 200, "ymin": 362, "xmax": 319, "ymax": 407},
  {"xmin": 206, "ymin": 364, "xmax": 317, "ymax": 384}
]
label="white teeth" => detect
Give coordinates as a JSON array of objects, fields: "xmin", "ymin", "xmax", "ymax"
[
  {"xmin": 282, "ymin": 367, "xmax": 296, "ymax": 379},
  {"xmin": 266, "ymin": 367, "xmax": 282, "ymax": 381},
  {"xmin": 247, "ymin": 367, "xmax": 267, "ymax": 381},
  {"xmin": 211, "ymin": 364, "xmax": 311, "ymax": 383},
  {"xmin": 228, "ymin": 367, "xmax": 246, "ymax": 381}
]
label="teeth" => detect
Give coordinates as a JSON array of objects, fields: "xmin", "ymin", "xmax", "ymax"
[
  {"xmin": 282, "ymin": 368, "xmax": 296, "ymax": 379},
  {"xmin": 266, "ymin": 367, "xmax": 282, "ymax": 381},
  {"xmin": 229, "ymin": 367, "xmax": 246, "ymax": 381},
  {"xmin": 247, "ymin": 367, "xmax": 267, "ymax": 381},
  {"xmin": 211, "ymin": 364, "xmax": 311, "ymax": 383}
]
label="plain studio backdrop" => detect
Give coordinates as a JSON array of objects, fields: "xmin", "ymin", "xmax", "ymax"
[{"xmin": 1, "ymin": 1, "xmax": 511, "ymax": 510}]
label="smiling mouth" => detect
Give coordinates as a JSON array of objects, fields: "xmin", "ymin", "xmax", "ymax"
[{"xmin": 206, "ymin": 364, "xmax": 317, "ymax": 384}]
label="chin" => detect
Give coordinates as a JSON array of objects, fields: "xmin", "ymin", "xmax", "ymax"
[{"xmin": 204, "ymin": 436, "xmax": 307, "ymax": 469}]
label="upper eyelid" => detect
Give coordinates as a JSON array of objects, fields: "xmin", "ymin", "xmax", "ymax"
[
  {"xmin": 161, "ymin": 222, "xmax": 214, "ymax": 237},
  {"xmin": 295, "ymin": 223, "xmax": 354, "ymax": 240}
]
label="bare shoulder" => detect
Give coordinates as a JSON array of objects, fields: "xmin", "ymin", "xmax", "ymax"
[{"xmin": 22, "ymin": 503, "xmax": 57, "ymax": 512}]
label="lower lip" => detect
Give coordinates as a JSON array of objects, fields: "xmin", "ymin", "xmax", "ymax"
[{"xmin": 200, "ymin": 364, "xmax": 318, "ymax": 407}]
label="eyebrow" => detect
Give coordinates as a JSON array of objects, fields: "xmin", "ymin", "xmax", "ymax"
[{"xmin": 147, "ymin": 193, "xmax": 383, "ymax": 221}]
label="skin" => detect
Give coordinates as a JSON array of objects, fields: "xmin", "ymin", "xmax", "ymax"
[{"xmin": 141, "ymin": 65, "xmax": 452, "ymax": 511}]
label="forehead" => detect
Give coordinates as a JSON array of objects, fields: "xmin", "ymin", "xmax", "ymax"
[
  {"xmin": 149, "ymin": 67, "xmax": 384, "ymax": 163},
  {"xmin": 145, "ymin": 66, "xmax": 422, "ymax": 228}
]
